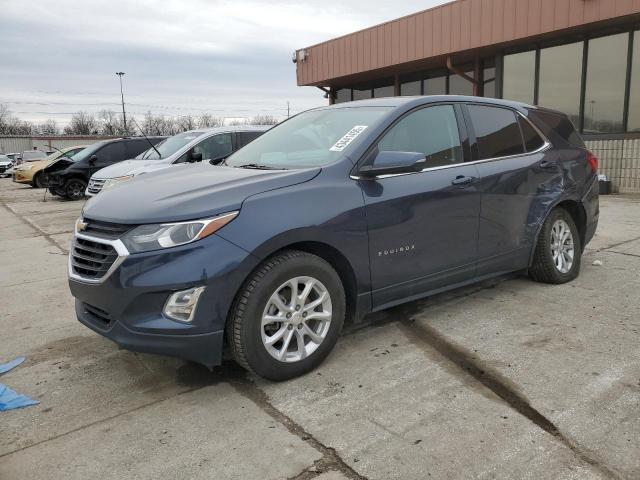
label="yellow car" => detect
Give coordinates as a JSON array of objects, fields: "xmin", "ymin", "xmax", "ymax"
[{"xmin": 13, "ymin": 146, "xmax": 87, "ymax": 188}]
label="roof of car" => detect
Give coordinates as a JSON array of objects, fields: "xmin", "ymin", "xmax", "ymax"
[
  {"xmin": 326, "ymin": 95, "xmax": 536, "ymax": 111},
  {"xmin": 182, "ymin": 125, "xmax": 272, "ymax": 135}
]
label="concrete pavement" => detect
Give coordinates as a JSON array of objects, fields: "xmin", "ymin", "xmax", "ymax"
[{"xmin": 0, "ymin": 180, "xmax": 638, "ymax": 479}]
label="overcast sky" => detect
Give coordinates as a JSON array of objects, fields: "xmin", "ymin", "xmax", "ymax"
[{"xmin": 0, "ymin": 0, "xmax": 446, "ymax": 126}]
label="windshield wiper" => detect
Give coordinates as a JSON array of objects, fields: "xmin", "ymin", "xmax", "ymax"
[{"xmin": 237, "ymin": 163, "xmax": 284, "ymax": 170}]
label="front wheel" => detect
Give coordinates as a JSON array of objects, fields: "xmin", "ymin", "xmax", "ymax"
[
  {"xmin": 227, "ymin": 250, "xmax": 345, "ymax": 381},
  {"xmin": 64, "ymin": 179, "xmax": 86, "ymax": 200},
  {"xmin": 530, "ymin": 208, "xmax": 581, "ymax": 284},
  {"xmin": 32, "ymin": 172, "xmax": 44, "ymax": 188}
]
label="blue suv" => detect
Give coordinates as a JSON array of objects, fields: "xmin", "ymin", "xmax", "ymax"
[{"xmin": 69, "ymin": 96, "xmax": 599, "ymax": 380}]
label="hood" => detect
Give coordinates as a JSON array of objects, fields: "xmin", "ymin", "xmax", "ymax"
[
  {"xmin": 16, "ymin": 159, "xmax": 50, "ymax": 171},
  {"xmin": 93, "ymin": 159, "xmax": 172, "ymax": 179},
  {"xmin": 83, "ymin": 163, "xmax": 321, "ymax": 224}
]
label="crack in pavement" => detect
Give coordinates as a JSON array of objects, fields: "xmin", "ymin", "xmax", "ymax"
[
  {"xmin": 396, "ymin": 317, "xmax": 624, "ymax": 480},
  {"xmin": 228, "ymin": 375, "xmax": 368, "ymax": 480}
]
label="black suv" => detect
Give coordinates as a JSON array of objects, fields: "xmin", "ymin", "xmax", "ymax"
[{"xmin": 44, "ymin": 137, "xmax": 164, "ymax": 200}]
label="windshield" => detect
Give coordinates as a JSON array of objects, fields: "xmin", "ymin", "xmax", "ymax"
[
  {"xmin": 137, "ymin": 131, "xmax": 205, "ymax": 160},
  {"xmin": 225, "ymin": 107, "xmax": 391, "ymax": 169}
]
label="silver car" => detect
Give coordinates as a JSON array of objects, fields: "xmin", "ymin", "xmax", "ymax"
[{"xmin": 86, "ymin": 125, "xmax": 270, "ymax": 196}]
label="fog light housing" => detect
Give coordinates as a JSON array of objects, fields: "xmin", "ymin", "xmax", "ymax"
[{"xmin": 163, "ymin": 286, "xmax": 205, "ymax": 323}]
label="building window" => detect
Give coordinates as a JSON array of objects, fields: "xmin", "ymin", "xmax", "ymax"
[
  {"xmin": 584, "ymin": 33, "xmax": 629, "ymax": 133},
  {"xmin": 483, "ymin": 62, "xmax": 496, "ymax": 98},
  {"xmin": 629, "ymin": 32, "xmax": 640, "ymax": 132},
  {"xmin": 449, "ymin": 66, "xmax": 474, "ymax": 96},
  {"xmin": 538, "ymin": 41, "xmax": 583, "ymax": 127},
  {"xmin": 400, "ymin": 80, "xmax": 421, "ymax": 96},
  {"xmin": 424, "ymin": 75, "xmax": 447, "ymax": 95},
  {"xmin": 352, "ymin": 86, "xmax": 372, "ymax": 101},
  {"xmin": 503, "ymin": 51, "xmax": 536, "ymax": 104},
  {"xmin": 373, "ymin": 84, "xmax": 394, "ymax": 98},
  {"xmin": 335, "ymin": 89, "xmax": 351, "ymax": 103}
]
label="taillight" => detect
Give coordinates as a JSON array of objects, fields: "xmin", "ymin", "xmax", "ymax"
[{"xmin": 587, "ymin": 151, "xmax": 598, "ymax": 173}]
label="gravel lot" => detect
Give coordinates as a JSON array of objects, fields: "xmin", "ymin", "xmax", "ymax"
[{"xmin": 1, "ymin": 179, "xmax": 639, "ymax": 480}]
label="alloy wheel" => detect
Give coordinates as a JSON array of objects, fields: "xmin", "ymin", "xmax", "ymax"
[
  {"xmin": 550, "ymin": 219, "xmax": 574, "ymax": 274},
  {"xmin": 261, "ymin": 276, "xmax": 332, "ymax": 363}
]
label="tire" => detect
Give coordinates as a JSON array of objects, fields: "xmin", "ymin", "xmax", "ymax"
[
  {"xmin": 227, "ymin": 250, "xmax": 345, "ymax": 381},
  {"xmin": 64, "ymin": 178, "xmax": 87, "ymax": 200},
  {"xmin": 32, "ymin": 172, "xmax": 44, "ymax": 188},
  {"xmin": 530, "ymin": 207, "xmax": 581, "ymax": 284}
]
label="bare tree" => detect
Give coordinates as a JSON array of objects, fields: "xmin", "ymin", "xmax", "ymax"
[
  {"xmin": 247, "ymin": 115, "xmax": 280, "ymax": 125},
  {"xmin": 198, "ymin": 113, "xmax": 225, "ymax": 128},
  {"xmin": 64, "ymin": 111, "xmax": 98, "ymax": 135},
  {"xmin": 0, "ymin": 104, "xmax": 10, "ymax": 132},
  {"xmin": 178, "ymin": 115, "xmax": 197, "ymax": 132},
  {"xmin": 97, "ymin": 110, "xmax": 124, "ymax": 136},
  {"xmin": 227, "ymin": 119, "xmax": 245, "ymax": 126},
  {"xmin": 37, "ymin": 119, "xmax": 59, "ymax": 135}
]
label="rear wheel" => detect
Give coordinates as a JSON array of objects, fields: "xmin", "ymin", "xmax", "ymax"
[
  {"xmin": 228, "ymin": 250, "xmax": 345, "ymax": 381},
  {"xmin": 64, "ymin": 179, "xmax": 86, "ymax": 200},
  {"xmin": 32, "ymin": 172, "xmax": 44, "ymax": 188},
  {"xmin": 530, "ymin": 208, "xmax": 581, "ymax": 284}
]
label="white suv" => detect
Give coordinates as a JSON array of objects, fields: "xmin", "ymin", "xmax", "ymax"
[{"xmin": 86, "ymin": 125, "xmax": 270, "ymax": 196}]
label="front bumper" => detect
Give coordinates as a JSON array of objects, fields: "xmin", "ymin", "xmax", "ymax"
[
  {"xmin": 68, "ymin": 232, "xmax": 258, "ymax": 367},
  {"xmin": 13, "ymin": 170, "xmax": 35, "ymax": 184}
]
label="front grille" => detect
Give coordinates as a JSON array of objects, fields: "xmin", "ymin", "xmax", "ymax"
[
  {"xmin": 83, "ymin": 303, "xmax": 112, "ymax": 327},
  {"xmin": 0, "ymin": 166, "xmax": 7, "ymax": 173},
  {"xmin": 71, "ymin": 237, "xmax": 119, "ymax": 280},
  {"xmin": 82, "ymin": 218, "xmax": 133, "ymax": 240},
  {"xmin": 87, "ymin": 178, "xmax": 106, "ymax": 194}
]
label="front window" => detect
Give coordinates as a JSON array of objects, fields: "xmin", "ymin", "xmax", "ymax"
[
  {"xmin": 137, "ymin": 131, "xmax": 205, "ymax": 160},
  {"xmin": 225, "ymin": 107, "xmax": 391, "ymax": 169},
  {"xmin": 69, "ymin": 142, "xmax": 108, "ymax": 162}
]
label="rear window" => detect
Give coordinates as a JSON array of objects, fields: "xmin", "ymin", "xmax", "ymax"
[
  {"xmin": 467, "ymin": 105, "xmax": 524, "ymax": 159},
  {"xmin": 528, "ymin": 110, "xmax": 585, "ymax": 148},
  {"xmin": 518, "ymin": 116, "xmax": 545, "ymax": 152}
]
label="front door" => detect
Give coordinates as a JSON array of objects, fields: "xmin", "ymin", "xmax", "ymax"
[{"xmin": 359, "ymin": 104, "xmax": 481, "ymax": 309}]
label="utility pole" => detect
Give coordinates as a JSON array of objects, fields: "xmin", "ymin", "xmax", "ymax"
[
  {"xmin": 115, "ymin": 72, "xmax": 127, "ymax": 134},
  {"xmin": 287, "ymin": 101, "xmax": 290, "ymax": 118}
]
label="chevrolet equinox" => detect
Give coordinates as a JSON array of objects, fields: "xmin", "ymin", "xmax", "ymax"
[{"xmin": 69, "ymin": 96, "xmax": 599, "ymax": 380}]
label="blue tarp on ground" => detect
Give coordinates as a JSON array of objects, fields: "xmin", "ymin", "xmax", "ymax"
[{"xmin": 0, "ymin": 356, "xmax": 38, "ymax": 411}]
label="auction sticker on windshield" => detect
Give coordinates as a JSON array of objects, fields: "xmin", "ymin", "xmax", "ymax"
[{"xmin": 330, "ymin": 126, "xmax": 368, "ymax": 152}]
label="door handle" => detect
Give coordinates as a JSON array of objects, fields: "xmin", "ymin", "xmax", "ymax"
[
  {"xmin": 539, "ymin": 160, "xmax": 557, "ymax": 169},
  {"xmin": 451, "ymin": 175, "xmax": 475, "ymax": 186}
]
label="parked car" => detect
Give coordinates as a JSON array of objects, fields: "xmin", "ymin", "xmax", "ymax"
[
  {"xmin": 19, "ymin": 150, "xmax": 48, "ymax": 165},
  {"xmin": 13, "ymin": 146, "xmax": 87, "ymax": 188},
  {"xmin": 44, "ymin": 137, "xmax": 164, "ymax": 200},
  {"xmin": 0, "ymin": 155, "xmax": 13, "ymax": 177},
  {"xmin": 68, "ymin": 96, "xmax": 599, "ymax": 381},
  {"xmin": 86, "ymin": 126, "xmax": 269, "ymax": 196},
  {"xmin": 6, "ymin": 153, "xmax": 21, "ymax": 163}
]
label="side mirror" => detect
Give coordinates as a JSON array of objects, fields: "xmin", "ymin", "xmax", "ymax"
[
  {"xmin": 88, "ymin": 154, "xmax": 98, "ymax": 165},
  {"xmin": 359, "ymin": 151, "xmax": 426, "ymax": 178},
  {"xmin": 188, "ymin": 151, "xmax": 203, "ymax": 163}
]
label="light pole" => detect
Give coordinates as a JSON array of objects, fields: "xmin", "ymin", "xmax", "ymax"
[{"xmin": 115, "ymin": 72, "xmax": 127, "ymax": 134}]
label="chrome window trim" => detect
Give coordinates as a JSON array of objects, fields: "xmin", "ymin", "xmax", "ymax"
[
  {"xmin": 68, "ymin": 232, "xmax": 130, "ymax": 284},
  {"xmin": 350, "ymin": 109, "xmax": 551, "ymax": 180}
]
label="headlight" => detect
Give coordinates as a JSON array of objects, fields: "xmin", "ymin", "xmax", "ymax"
[
  {"xmin": 120, "ymin": 211, "xmax": 238, "ymax": 253},
  {"xmin": 102, "ymin": 175, "xmax": 133, "ymax": 191}
]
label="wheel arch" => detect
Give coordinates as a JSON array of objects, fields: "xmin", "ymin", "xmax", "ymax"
[{"xmin": 529, "ymin": 198, "xmax": 587, "ymax": 266}]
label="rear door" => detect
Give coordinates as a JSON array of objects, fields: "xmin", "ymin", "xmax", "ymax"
[
  {"xmin": 465, "ymin": 104, "xmax": 562, "ymax": 275},
  {"xmin": 359, "ymin": 104, "xmax": 482, "ymax": 309}
]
